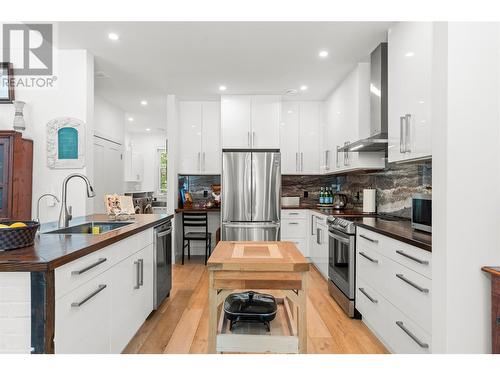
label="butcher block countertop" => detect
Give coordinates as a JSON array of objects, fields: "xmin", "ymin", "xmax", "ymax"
[
  {"xmin": 0, "ymin": 213, "xmax": 173, "ymax": 272},
  {"xmin": 207, "ymin": 241, "xmax": 310, "ymax": 272}
]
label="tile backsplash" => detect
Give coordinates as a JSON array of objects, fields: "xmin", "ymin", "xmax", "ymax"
[{"xmin": 282, "ymin": 161, "xmax": 432, "ymax": 218}]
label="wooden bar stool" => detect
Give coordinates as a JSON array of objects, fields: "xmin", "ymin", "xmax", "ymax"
[{"xmin": 182, "ymin": 212, "xmax": 212, "ymax": 265}]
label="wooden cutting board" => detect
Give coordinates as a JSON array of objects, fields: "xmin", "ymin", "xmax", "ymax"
[{"xmin": 207, "ymin": 241, "xmax": 309, "ymax": 272}]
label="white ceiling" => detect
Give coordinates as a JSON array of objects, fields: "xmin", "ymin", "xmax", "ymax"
[{"xmin": 57, "ymin": 22, "xmax": 392, "ymax": 132}]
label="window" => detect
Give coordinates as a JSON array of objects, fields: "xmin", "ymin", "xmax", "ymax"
[{"xmin": 158, "ymin": 148, "xmax": 167, "ymax": 194}]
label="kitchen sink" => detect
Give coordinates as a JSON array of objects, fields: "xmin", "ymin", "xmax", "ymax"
[{"xmin": 44, "ymin": 221, "xmax": 134, "ymax": 235}]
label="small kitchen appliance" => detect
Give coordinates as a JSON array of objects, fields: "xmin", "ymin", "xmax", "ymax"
[
  {"xmin": 332, "ymin": 193, "xmax": 348, "ymax": 209},
  {"xmin": 411, "ymin": 193, "xmax": 432, "ymax": 233},
  {"xmin": 223, "ymin": 291, "xmax": 277, "ymax": 332}
]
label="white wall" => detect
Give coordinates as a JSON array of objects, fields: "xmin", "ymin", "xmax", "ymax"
[
  {"xmin": 432, "ymin": 22, "xmax": 500, "ymax": 353},
  {"xmin": 94, "ymin": 95, "xmax": 125, "ymax": 144},
  {"xmin": 0, "ymin": 49, "xmax": 94, "ymax": 223}
]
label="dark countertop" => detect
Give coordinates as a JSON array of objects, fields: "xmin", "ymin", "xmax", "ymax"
[
  {"xmin": 175, "ymin": 207, "xmax": 220, "ymax": 213},
  {"xmin": 282, "ymin": 204, "xmax": 432, "ymax": 251},
  {"xmin": 0, "ymin": 213, "xmax": 173, "ymax": 272},
  {"xmin": 354, "ymin": 217, "xmax": 432, "ymax": 252},
  {"xmin": 482, "ymin": 266, "xmax": 500, "ymax": 277}
]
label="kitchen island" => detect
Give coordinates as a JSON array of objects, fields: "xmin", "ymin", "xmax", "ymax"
[
  {"xmin": 207, "ymin": 241, "xmax": 309, "ymax": 354},
  {"xmin": 0, "ymin": 213, "xmax": 172, "ymax": 354}
]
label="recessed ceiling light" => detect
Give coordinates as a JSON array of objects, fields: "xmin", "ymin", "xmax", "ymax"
[
  {"xmin": 318, "ymin": 50, "xmax": 329, "ymax": 58},
  {"xmin": 405, "ymin": 51, "xmax": 415, "ymax": 57},
  {"xmin": 108, "ymin": 33, "xmax": 119, "ymax": 41},
  {"xmin": 300, "ymin": 85, "xmax": 308, "ymax": 91},
  {"xmin": 140, "ymin": 100, "xmax": 148, "ymax": 106},
  {"xmin": 128, "ymin": 117, "xmax": 134, "ymax": 122},
  {"xmin": 146, "ymin": 128, "xmax": 151, "ymax": 132},
  {"xmin": 219, "ymin": 85, "xmax": 227, "ymax": 91}
]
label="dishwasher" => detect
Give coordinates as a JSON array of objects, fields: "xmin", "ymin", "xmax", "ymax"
[{"xmin": 153, "ymin": 219, "xmax": 172, "ymax": 309}]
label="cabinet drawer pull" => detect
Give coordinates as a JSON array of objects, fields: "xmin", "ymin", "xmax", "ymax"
[
  {"xmin": 134, "ymin": 260, "xmax": 141, "ymax": 289},
  {"xmin": 288, "ymin": 222, "xmax": 300, "ymax": 225},
  {"xmin": 396, "ymin": 321, "xmax": 429, "ymax": 348},
  {"xmin": 396, "ymin": 250, "xmax": 429, "ymax": 265},
  {"xmin": 288, "ymin": 212, "xmax": 300, "ymax": 215},
  {"xmin": 396, "ymin": 274, "xmax": 429, "ymax": 293},
  {"xmin": 139, "ymin": 259, "xmax": 144, "ymax": 286},
  {"xmin": 359, "ymin": 251, "xmax": 378, "ymax": 263},
  {"xmin": 71, "ymin": 258, "xmax": 107, "ymax": 275},
  {"xmin": 359, "ymin": 234, "xmax": 378, "ymax": 244},
  {"xmin": 71, "ymin": 284, "xmax": 107, "ymax": 307},
  {"xmin": 358, "ymin": 288, "xmax": 378, "ymax": 303}
]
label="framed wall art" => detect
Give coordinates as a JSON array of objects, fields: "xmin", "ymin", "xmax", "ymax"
[
  {"xmin": 46, "ymin": 117, "xmax": 85, "ymax": 169},
  {"xmin": 0, "ymin": 63, "xmax": 15, "ymax": 103}
]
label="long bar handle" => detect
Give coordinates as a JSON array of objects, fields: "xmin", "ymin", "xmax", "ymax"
[
  {"xmin": 252, "ymin": 131, "xmax": 255, "ymax": 148},
  {"xmin": 358, "ymin": 288, "xmax": 378, "ymax": 303},
  {"xmin": 157, "ymin": 229, "xmax": 172, "ymax": 238},
  {"xmin": 396, "ymin": 250, "xmax": 429, "ymax": 265},
  {"xmin": 396, "ymin": 321, "xmax": 429, "ymax": 348},
  {"xmin": 202, "ymin": 152, "xmax": 206, "ymax": 172},
  {"xmin": 139, "ymin": 259, "xmax": 144, "ymax": 287},
  {"xmin": 336, "ymin": 146, "xmax": 340, "ymax": 168},
  {"xmin": 325, "ymin": 150, "xmax": 330, "ymax": 170},
  {"xmin": 405, "ymin": 114, "xmax": 412, "ymax": 153},
  {"xmin": 197, "ymin": 152, "xmax": 201, "ymax": 172},
  {"xmin": 71, "ymin": 258, "xmax": 107, "ymax": 275},
  {"xmin": 247, "ymin": 131, "xmax": 251, "ymax": 147},
  {"xmin": 134, "ymin": 260, "xmax": 141, "ymax": 289},
  {"xmin": 359, "ymin": 251, "xmax": 379, "ymax": 264},
  {"xmin": 71, "ymin": 284, "xmax": 107, "ymax": 307},
  {"xmin": 300, "ymin": 152, "xmax": 304, "ymax": 172},
  {"xmin": 311, "ymin": 215, "xmax": 315, "ymax": 235},
  {"xmin": 359, "ymin": 234, "xmax": 378, "ymax": 243},
  {"xmin": 396, "ymin": 273, "xmax": 429, "ymax": 293},
  {"xmin": 296, "ymin": 152, "xmax": 299, "ymax": 172},
  {"xmin": 400, "ymin": 116, "xmax": 405, "ymax": 153},
  {"xmin": 288, "ymin": 222, "xmax": 300, "ymax": 225}
]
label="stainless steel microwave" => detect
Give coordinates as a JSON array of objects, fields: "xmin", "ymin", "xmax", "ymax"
[{"xmin": 411, "ymin": 193, "xmax": 432, "ymax": 233}]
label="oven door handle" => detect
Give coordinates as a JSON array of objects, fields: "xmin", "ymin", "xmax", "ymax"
[{"xmin": 328, "ymin": 230, "xmax": 351, "ymax": 245}]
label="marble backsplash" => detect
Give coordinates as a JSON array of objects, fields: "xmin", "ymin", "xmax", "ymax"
[{"xmin": 282, "ymin": 161, "xmax": 432, "ymax": 218}]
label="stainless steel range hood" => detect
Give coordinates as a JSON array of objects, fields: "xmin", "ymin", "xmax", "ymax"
[{"xmin": 338, "ymin": 42, "xmax": 388, "ymax": 153}]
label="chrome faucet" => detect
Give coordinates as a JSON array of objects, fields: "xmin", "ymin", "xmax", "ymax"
[
  {"xmin": 58, "ymin": 173, "xmax": 96, "ymax": 228},
  {"xmin": 36, "ymin": 193, "xmax": 60, "ymax": 223}
]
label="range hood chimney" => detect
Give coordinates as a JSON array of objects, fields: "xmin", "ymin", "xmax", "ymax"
[{"xmin": 339, "ymin": 42, "xmax": 388, "ymax": 153}]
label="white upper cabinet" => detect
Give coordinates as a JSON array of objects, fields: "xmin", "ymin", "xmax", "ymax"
[
  {"xmin": 324, "ymin": 63, "xmax": 385, "ymax": 173},
  {"xmin": 280, "ymin": 101, "xmax": 321, "ymax": 174},
  {"xmin": 388, "ymin": 22, "xmax": 432, "ymax": 163},
  {"xmin": 179, "ymin": 101, "xmax": 221, "ymax": 174},
  {"xmin": 222, "ymin": 95, "xmax": 280, "ymax": 149},
  {"xmin": 221, "ymin": 95, "xmax": 251, "ymax": 148}
]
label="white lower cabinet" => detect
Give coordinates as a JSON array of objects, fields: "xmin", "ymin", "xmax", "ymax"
[
  {"xmin": 281, "ymin": 210, "xmax": 309, "ymax": 257},
  {"xmin": 55, "ymin": 271, "xmax": 112, "ymax": 354},
  {"xmin": 54, "ymin": 230, "xmax": 155, "ymax": 354},
  {"xmin": 355, "ymin": 227, "xmax": 432, "ymax": 353},
  {"xmin": 310, "ymin": 213, "xmax": 328, "ymax": 279},
  {"xmin": 110, "ymin": 244, "xmax": 153, "ymax": 353}
]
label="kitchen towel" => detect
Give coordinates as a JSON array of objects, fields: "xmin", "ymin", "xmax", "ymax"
[{"xmin": 363, "ymin": 189, "xmax": 376, "ymax": 213}]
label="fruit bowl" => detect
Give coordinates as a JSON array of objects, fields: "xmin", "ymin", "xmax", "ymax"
[{"xmin": 0, "ymin": 221, "xmax": 40, "ymax": 251}]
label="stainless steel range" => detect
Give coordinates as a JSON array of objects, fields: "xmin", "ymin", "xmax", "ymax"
[{"xmin": 327, "ymin": 216, "xmax": 359, "ymax": 318}]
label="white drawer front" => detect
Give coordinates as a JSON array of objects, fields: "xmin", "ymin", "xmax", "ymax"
[
  {"xmin": 55, "ymin": 245, "xmax": 117, "ymax": 300},
  {"xmin": 386, "ymin": 259, "xmax": 432, "ymax": 333},
  {"xmin": 387, "ymin": 304, "xmax": 431, "ymax": 354},
  {"xmin": 388, "ymin": 241, "xmax": 431, "ymax": 279},
  {"xmin": 55, "ymin": 271, "xmax": 111, "ymax": 354},
  {"xmin": 356, "ymin": 278, "xmax": 390, "ymax": 342},
  {"xmin": 356, "ymin": 227, "xmax": 431, "ymax": 279},
  {"xmin": 281, "ymin": 210, "xmax": 308, "ymax": 219},
  {"xmin": 356, "ymin": 246, "xmax": 389, "ymax": 296},
  {"xmin": 283, "ymin": 238, "xmax": 309, "ymax": 257},
  {"xmin": 281, "ymin": 219, "xmax": 307, "ymax": 239},
  {"xmin": 55, "ymin": 229, "xmax": 154, "ymax": 300}
]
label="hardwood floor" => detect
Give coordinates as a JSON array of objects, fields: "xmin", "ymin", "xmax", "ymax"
[{"xmin": 123, "ymin": 256, "xmax": 388, "ymax": 354}]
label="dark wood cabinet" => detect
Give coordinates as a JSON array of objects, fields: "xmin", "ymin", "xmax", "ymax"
[
  {"xmin": 0, "ymin": 131, "xmax": 33, "ymax": 220},
  {"xmin": 482, "ymin": 266, "xmax": 500, "ymax": 354}
]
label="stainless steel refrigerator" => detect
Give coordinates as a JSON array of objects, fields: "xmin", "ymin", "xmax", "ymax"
[{"xmin": 222, "ymin": 150, "xmax": 281, "ymax": 241}]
